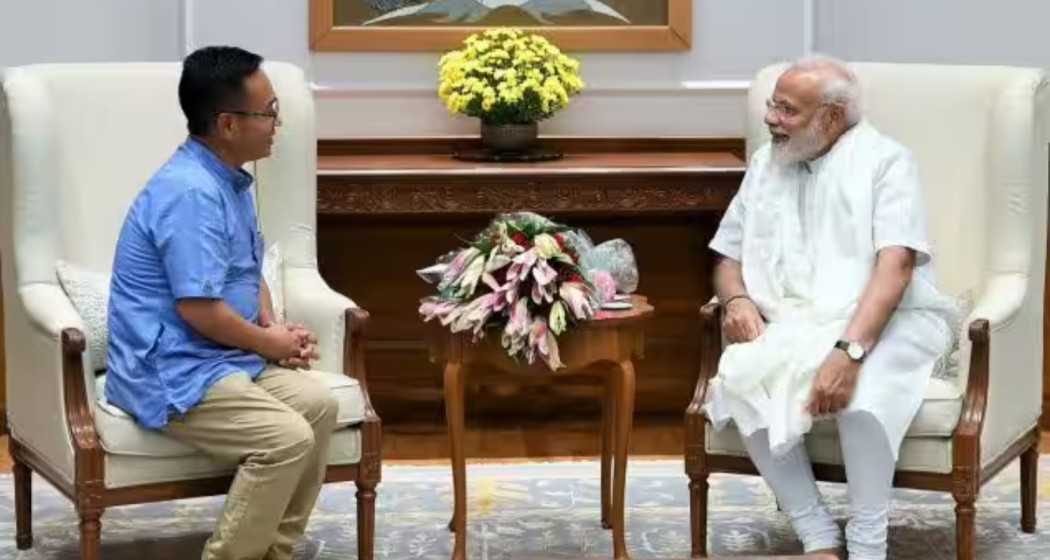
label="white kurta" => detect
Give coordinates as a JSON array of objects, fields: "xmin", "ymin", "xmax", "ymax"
[{"xmin": 705, "ymin": 121, "xmax": 959, "ymax": 458}]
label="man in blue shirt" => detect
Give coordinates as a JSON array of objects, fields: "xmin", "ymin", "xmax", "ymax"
[{"xmin": 106, "ymin": 46, "xmax": 334, "ymax": 560}]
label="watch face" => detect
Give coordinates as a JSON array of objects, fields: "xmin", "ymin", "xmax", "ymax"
[{"xmin": 847, "ymin": 342, "xmax": 864, "ymax": 360}]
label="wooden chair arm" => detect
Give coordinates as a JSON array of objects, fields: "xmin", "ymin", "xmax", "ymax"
[
  {"xmin": 686, "ymin": 301, "xmax": 723, "ymax": 418},
  {"xmin": 60, "ymin": 327, "xmax": 105, "ymax": 486}
]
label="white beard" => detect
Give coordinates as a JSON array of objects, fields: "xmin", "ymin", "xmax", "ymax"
[{"xmin": 771, "ymin": 117, "xmax": 829, "ymax": 167}]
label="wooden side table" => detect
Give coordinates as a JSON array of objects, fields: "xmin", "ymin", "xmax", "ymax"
[{"xmin": 427, "ymin": 295, "xmax": 654, "ymax": 560}]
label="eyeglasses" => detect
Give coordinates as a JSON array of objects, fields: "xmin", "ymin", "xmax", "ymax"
[
  {"xmin": 766, "ymin": 97, "xmax": 836, "ymax": 119},
  {"xmin": 765, "ymin": 98, "xmax": 801, "ymax": 118},
  {"xmin": 218, "ymin": 99, "xmax": 281, "ymax": 128}
]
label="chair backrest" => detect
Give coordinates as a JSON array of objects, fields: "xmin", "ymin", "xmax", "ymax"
[
  {"xmin": 0, "ymin": 61, "xmax": 319, "ymax": 289},
  {"xmin": 747, "ymin": 62, "xmax": 1049, "ymax": 303}
]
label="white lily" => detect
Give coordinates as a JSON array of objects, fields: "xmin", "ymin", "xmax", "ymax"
[
  {"xmin": 485, "ymin": 252, "xmax": 513, "ymax": 272},
  {"xmin": 543, "ymin": 329, "xmax": 564, "ymax": 370},
  {"xmin": 549, "ymin": 301, "xmax": 567, "ymax": 335},
  {"xmin": 438, "ymin": 247, "xmax": 481, "ymax": 292},
  {"xmin": 559, "ymin": 282, "xmax": 594, "ymax": 320},
  {"xmin": 455, "ymin": 253, "xmax": 486, "ymax": 298},
  {"xmin": 533, "ymin": 233, "xmax": 562, "ymax": 260}
]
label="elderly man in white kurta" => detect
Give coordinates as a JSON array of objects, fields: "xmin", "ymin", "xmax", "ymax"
[{"xmin": 705, "ymin": 57, "xmax": 958, "ymax": 560}]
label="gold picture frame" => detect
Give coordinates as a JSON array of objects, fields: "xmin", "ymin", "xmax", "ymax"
[{"xmin": 310, "ymin": 0, "xmax": 692, "ymax": 52}]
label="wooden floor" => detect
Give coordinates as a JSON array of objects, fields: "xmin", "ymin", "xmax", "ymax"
[{"xmin": 1, "ymin": 425, "xmax": 1048, "ymax": 474}]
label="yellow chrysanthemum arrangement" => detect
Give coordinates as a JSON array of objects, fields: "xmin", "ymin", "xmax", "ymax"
[{"xmin": 438, "ymin": 28, "xmax": 584, "ymax": 126}]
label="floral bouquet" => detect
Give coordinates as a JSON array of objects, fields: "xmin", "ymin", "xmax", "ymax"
[
  {"xmin": 418, "ymin": 212, "xmax": 634, "ymax": 371},
  {"xmin": 437, "ymin": 27, "xmax": 584, "ymax": 126}
]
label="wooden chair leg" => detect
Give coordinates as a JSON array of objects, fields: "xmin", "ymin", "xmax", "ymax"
[
  {"xmin": 356, "ymin": 480, "xmax": 377, "ymax": 560},
  {"xmin": 1021, "ymin": 438, "xmax": 1039, "ymax": 533},
  {"xmin": 78, "ymin": 507, "xmax": 103, "ymax": 560},
  {"xmin": 13, "ymin": 456, "xmax": 32, "ymax": 550},
  {"xmin": 688, "ymin": 473, "xmax": 709, "ymax": 559},
  {"xmin": 953, "ymin": 497, "xmax": 976, "ymax": 560}
]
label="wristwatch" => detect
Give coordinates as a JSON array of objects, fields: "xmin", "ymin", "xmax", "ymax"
[{"xmin": 834, "ymin": 339, "xmax": 867, "ymax": 362}]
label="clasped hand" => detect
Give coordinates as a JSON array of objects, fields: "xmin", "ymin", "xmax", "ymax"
[{"xmin": 260, "ymin": 321, "xmax": 320, "ymax": 369}]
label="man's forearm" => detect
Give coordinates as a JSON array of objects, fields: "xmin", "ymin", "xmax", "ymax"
[
  {"xmin": 843, "ymin": 247, "xmax": 916, "ymax": 350},
  {"xmin": 713, "ymin": 256, "xmax": 748, "ymax": 303},
  {"xmin": 176, "ymin": 299, "xmax": 267, "ymax": 354}
]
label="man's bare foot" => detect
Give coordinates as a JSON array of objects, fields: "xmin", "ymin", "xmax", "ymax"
[{"xmin": 804, "ymin": 548, "xmax": 842, "ymax": 560}]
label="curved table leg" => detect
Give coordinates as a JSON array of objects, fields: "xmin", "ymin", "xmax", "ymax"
[
  {"xmin": 444, "ymin": 361, "xmax": 468, "ymax": 560},
  {"xmin": 601, "ymin": 376, "xmax": 614, "ymax": 530},
  {"xmin": 612, "ymin": 360, "xmax": 636, "ymax": 560}
]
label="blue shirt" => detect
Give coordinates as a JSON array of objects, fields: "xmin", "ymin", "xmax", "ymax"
[{"xmin": 105, "ymin": 137, "xmax": 266, "ymax": 429}]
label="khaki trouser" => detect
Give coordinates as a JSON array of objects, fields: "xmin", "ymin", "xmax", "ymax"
[{"xmin": 163, "ymin": 366, "xmax": 339, "ymax": 560}]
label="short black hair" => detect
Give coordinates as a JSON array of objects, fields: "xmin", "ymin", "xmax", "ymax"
[{"xmin": 178, "ymin": 46, "xmax": 264, "ymax": 136}]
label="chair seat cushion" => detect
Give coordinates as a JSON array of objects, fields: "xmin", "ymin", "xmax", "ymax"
[
  {"xmin": 705, "ymin": 422, "xmax": 954, "ymax": 474},
  {"xmin": 104, "ymin": 427, "xmax": 362, "ymax": 488},
  {"xmin": 810, "ymin": 376, "xmax": 963, "ymax": 438},
  {"xmin": 704, "ymin": 376, "xmax": 965, "ymax": 474},
  {"xmin": 95, "ymin": 369, "xmax": 367, "ymax": 458}
]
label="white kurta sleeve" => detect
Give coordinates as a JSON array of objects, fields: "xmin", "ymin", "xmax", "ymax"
[
  {"xmin": 872, "ymin": 149, "xmax": 933, "ymax": 266},
  {"xmin": 709, "ymin": 165, "xmax": 755, "ymax": 261}
]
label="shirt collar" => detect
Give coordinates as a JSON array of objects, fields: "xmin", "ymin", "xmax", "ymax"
[
  {"xmin": 802, "ymin": 152, "xmax": 828, "ymax": 175},
  {"xmin": 184, "ymin": 136, "xmax": 254, "ymax": 192},
  {"xmin": 800, "ymin": 119, "xmax": 865, "ymax": 174}
]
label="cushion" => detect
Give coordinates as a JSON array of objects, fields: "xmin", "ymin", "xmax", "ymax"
[
  {"xmin": 55, "ymin": 260, "xmax": 111, "ymax": 372},
  {"xmin": 706, "ymin": 422, "xmax": 954, "ymax": 474},
  {"xmin": 261, "ymin": 242, "xmax": 286, "ymax": 322},
  {"xmin": 931, "ymin": 288, "xmax": 976, "ymax": 383},
  {"xmin": 104, "ymin": 427, "xmax": 362, "ymax": 488},
  {"xmin": 704, "ymin": 370, "xmax": 968, "ymax": 475},
  {"xmin": 706, "ymin": 288, "xmax": 972, "ymax": 442},
  {"xmin": 95, "ymin": 369, "xmax": 367, "ymax": 458},
  {"xmin": 810, "ymin": 377, "xmax": 963, "ymax": 438}
]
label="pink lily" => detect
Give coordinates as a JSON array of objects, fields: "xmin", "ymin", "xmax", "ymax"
[
  {"xmin": 438, "ymin": 247, "xmax": 481, "ymax": 292},
  {"xmin": 449, "ymin": 293, "xmax": 498, "ymax": 337},
  {"xmin": 508, "ymin": 249, "xmax": 538, "ymax": 282},
  {"xmin": 418, "ymin": 297, "xmax": 458, "ymax": 322}
]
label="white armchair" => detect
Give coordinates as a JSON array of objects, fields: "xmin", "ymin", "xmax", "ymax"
[
  {"xmin": 686, "ymin": 63, "xmax": 1049, "ymax": 560},
  {"xmin": 0, "ymin": 62, "xmax": 381, "ymax": 559}
]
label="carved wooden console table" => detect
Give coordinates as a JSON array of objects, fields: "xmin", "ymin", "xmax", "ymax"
[{"xmin": 315, "ymin": 137, "xmax": 746, "ymax": 442}]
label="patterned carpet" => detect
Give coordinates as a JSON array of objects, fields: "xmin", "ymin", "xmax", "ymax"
[{"xmin": 1, "ymin": 458, "xmax": 1048, "ymax": 559}]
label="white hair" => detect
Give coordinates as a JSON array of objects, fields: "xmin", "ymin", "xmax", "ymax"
[{"xmin": 786, "ymin": 55, "xmax": 862, "ymax": 125}]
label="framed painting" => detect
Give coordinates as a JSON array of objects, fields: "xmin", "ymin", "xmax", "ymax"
[{"xmin": 310, "ymin": 0, "xmax": 692, "ymax": 52}]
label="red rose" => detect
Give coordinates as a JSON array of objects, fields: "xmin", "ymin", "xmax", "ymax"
[{"xmin": 512, "ymin": 232, "xmax": 529, "ymax": 247}]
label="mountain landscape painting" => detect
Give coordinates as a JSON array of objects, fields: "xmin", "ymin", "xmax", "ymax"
[
  {"xmin": 335, "ymin": 0, "xmax": 669, "ymax": 27},
  {"xmin": 313, "ymin": 0, "xmax": 689, "ymax": 52}
]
